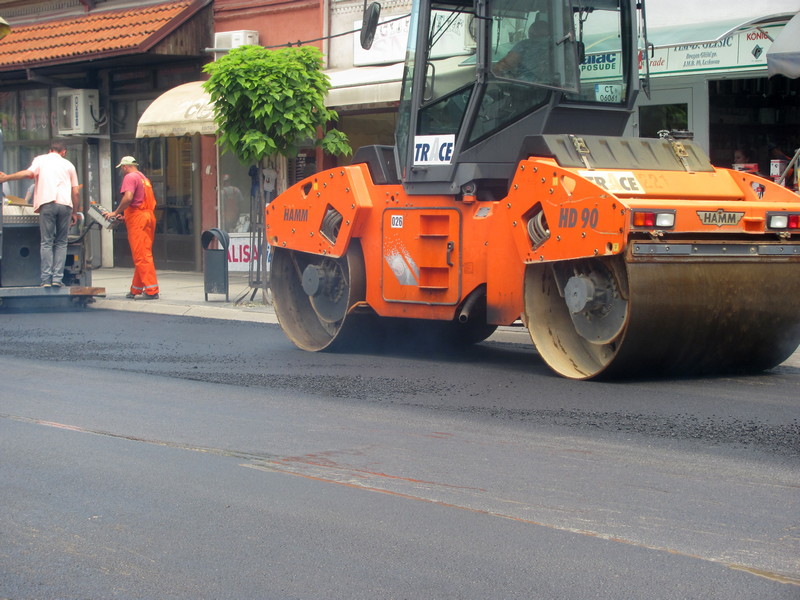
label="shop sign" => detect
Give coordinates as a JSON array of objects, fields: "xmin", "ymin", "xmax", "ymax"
[
  {"xmin": 227, "ymin": 233, "xmax": 258, "ymax": 272},
  {"xmin": 354, "ymin": 14, "xmax": 474, "ymax": 66},
  {"xmin": 353, "ymin": 16, "xmax": 411, "ymax": 66},
  {"xmin": 581, "ymin": 23, "xmax": 785, "ymax": 81},
  {"xmin": 642, "ymin": 23, "xmax": 784, "ymax": 77},
  {"xmin": 581, "ymin": 52, "xmax": 622, "ymax": 78}
]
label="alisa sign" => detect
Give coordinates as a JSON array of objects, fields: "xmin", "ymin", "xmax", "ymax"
[{"xmin": 227, "ymin": 233, "xmax": 259, "ymax": 272}]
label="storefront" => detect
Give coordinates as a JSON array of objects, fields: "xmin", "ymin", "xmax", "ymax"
[
  {"xmin": 133, "ymin": 81, "xmax": 220, "ymax": 271},
  {"xmin": 136, "ymin": 79, "xmax": 319, "ymax": 275},
  {"xmin": 325, "ymin": 63, "xmax": 403, "ymax": 163},
  {"xmin": 0, "ymin": 0, "xmax": 214, "ymax": 271},
  {"xmin": 321, "ymin": 2, "xmax": 412, "ymax": 161},
  {"xmin": 324, "ymin": 7, "xmax": 800, "ymax": 189},
  {"xmin": 626, "ymin": 13, "xmax": 800, "ymax": 183}
]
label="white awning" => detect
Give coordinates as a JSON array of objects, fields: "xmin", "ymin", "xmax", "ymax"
[
  {"xmin": 325, "ymin": 63, "xmax": 404, "ymax": 109},
  {"xmin": 136, "ymin": 68, "xmax": 404, "ymax": 138},
  {"xmin": 136, "ymin": 81, "xmax": 216, "ymax": 138},
  {"xmin": 646, "ymin": 14, "xmax": 791, "ymax": 49},
  {"xmin": 767, "ymin": 12, "xmax": 800, "ymax": 78}
]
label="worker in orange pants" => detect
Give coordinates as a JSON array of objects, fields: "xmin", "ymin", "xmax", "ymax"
[{"xmin": 106, "ymin": 156, "xmax": 160, "ymax": 299}]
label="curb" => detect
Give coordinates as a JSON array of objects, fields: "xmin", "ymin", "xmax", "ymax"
[{"xmin": 92, "ymin": 297, "xmax": 279, "ymax": 324}]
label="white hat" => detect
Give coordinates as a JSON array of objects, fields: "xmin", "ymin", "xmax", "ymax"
[{"xmin": 116, "ymin": 156, "xmax": 138, "ymax": 168}]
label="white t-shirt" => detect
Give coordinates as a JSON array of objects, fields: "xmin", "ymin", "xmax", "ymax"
[
  {"xmin": 262, "ymin": 168, "xmax": 277, "ymax": 193},
  {"xmin": 28, "ymin": 151, "xmax": 79, "ymax": 212}
]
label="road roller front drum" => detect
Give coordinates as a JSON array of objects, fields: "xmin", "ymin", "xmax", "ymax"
[{"xmin": 525, "ymin": 255, "xmax": 800, "ymax": 380}]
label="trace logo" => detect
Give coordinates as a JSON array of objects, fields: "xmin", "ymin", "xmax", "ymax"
[
  {"xmin": 578, "ymin": 170, "xmax": 645, "ymax": 194},
  {"xmin": 413, "ymin": 135, "xmax": 456, "ymax": 166}
]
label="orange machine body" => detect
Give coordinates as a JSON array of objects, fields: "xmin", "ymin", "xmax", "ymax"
[{"xmin": 266, "ymin": 158, "xmax": 800, "ymax": 327}]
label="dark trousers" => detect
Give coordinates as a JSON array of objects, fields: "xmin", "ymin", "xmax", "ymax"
[{"xmin": 38, "ymin": 201, "xmax": 72, "ymax": 285}]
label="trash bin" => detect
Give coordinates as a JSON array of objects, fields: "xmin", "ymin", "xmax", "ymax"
[{"xmin": 201, "ymin": 228, "xmax": 230, "ymax": 301}]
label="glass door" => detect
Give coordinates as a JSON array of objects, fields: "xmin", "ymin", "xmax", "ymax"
[{"xmin": 112, "ymin": 136, "xmax": 198, "ymax": 270}]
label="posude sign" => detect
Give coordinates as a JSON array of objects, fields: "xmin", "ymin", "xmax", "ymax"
[{"xmin": 697, "ymin": 209, "xmax": 745, "ymax": 226}]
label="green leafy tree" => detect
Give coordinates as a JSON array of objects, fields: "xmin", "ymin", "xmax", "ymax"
[
  {"xmin": 203, "ymin": 45, "xmax": 350, "ymax": 293},
  {"xmin": 203, "ymin": 44, "xmax": 351, "ymax": 167}
]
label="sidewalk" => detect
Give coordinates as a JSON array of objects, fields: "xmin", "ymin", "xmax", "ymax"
[
  {"xmin": 89, "ymin": 267, "xmax": 530, "ymax": 344},
  {"xmin": 91, "ymin": 267, "xmax": 278, "ymax": 324}
]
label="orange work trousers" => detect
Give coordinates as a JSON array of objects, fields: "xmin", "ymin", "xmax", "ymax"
[{"xmin": 125, "ymin": 208, "xmax": 159, "ymax": 296}]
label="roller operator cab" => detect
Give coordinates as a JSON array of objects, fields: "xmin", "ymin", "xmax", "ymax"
[{"xmin": 266, "ymin": 0, "xmax": 800, "ymax": 380}]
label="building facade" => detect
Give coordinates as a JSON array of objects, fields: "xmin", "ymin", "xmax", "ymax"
[
  {"xmin": 0, "ymin": 0, "xmax": 326, "ymax": 272},
  {"xmin": 628, "ymin": 13, "xmax": 800, "ymax": 180},
  {"xmin": 1, "ymin": 1, "xmax": 797, "ymax": 274},
  {"xmin": 0, "ymin": 0, "xmax": 216, "ymax": 270},
  {"xmin": 327, "ymin": 3, "xmax": 800, "ymax": 184}
]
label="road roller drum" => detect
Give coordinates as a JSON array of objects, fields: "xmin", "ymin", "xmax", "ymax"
[{"xmin": 525, "ymin": 254, "xmax": 800, "ymax": 380}]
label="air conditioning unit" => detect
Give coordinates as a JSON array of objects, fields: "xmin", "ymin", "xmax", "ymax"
[
  {"xmin": 214, "ymin": 30, "xmax": 259, "ymax": 50},
  {"xmin": 56, "ymin": 89, "xmax": 100, "ymax": 135}
]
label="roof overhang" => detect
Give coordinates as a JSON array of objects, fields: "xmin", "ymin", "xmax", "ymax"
[
  {"xmin": 0, "ymin": 0, "xmax": 211, "ymax": 73},
  {"xmin": 325, "ymin": 63, "xmax": 404, "ymax": 110}
]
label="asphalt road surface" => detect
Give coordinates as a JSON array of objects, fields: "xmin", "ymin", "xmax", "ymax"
[{"xmin": 1, "ymin": 309, "xmax": 799, "ymax": 599}]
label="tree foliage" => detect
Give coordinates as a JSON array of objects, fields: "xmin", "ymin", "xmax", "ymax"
[{"xmin": 203, "ymin": 45, "xmax": 351, "ymax": 164}]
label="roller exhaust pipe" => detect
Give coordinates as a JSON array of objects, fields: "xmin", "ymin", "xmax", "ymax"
[{"xmin": 458, "ymin": 289, "xmax": 482, "ymax": 323}]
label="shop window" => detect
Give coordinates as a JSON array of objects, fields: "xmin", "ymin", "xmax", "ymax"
[
  {"xmin": 639, "ymin": 103, "xmax": 688, "ymax": 139},
  {"xmin": 162, "ymin": 137, "xmax": 193, "ymax": 236},
  {"xmin": 110, "ymin": 69, "xmax": 154, "ymax": 94},
  {"xmin": 138, "ymin": 138, "xmax": 165, "ymax": 178},
  {"xmin": 289, "ymin": 152, "xmax": 317, "ymax": 187},
  {"xmin": 709, "ymin": 77, "xmax": 800, "ymax": 172},
  {"xmin": 110, "ymin": 99, "xmax": 156, "ymax": 136},
  {"xmin": 2, "ymin": 144, "xmax": 46, "ymax": 200},
  {"xmin": 112, "ymin": 136, "xmax": 197, "ymax": 270},
  {"xmin": 339, "ymin": 113, "xmax": 396, "ymax": 154},
  {"xmin": 19, "ymin": 89, "xmax": 50, "ymax": 141},
  {"xmin": 0, "ymin": 91, "xmax": 19, "ymax": 142},
  {"xmin": 219, "ymin": 150, "xmax": 252, "ymax": 233}
]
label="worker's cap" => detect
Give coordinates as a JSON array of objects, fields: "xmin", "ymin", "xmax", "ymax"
[{"xmin": 116, "ymin": 156, "xmax": 138, "ymax": 168}]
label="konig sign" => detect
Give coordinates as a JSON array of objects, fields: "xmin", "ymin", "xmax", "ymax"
[
  {"xmin": 641, "ymin": 23, "xmax": 784, "ymax": 77},
  {"xmin": 582, "ymin": 23, "xmax": 786, "ymax": 81}
]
